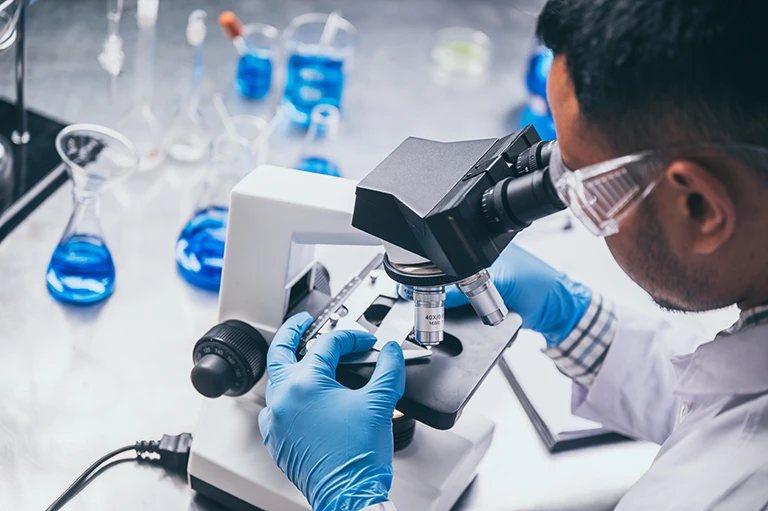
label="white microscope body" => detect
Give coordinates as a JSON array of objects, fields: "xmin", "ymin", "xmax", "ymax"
[{"xmin": 187, "ymin": 166, "xmax": 504, "ymax": 511}]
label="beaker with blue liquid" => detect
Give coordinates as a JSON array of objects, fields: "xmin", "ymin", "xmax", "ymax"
[
  {"xmin": 235, "ymin": 23, "xmax": 279, "ymax": 100},
  {"xmin": 176, "ymin": 134, "xmax": 252, "ymax": 291},
  {"xmin": 282, "ymin": 13, "xmax": 357, "ymax": 128},
  {"xmin": 521, "ymin": 40, "xmax": 556, "ymax": 140},
  {"xmin": 46, "ymin": 124, "xmax": 139, "ymax": 304},
  {"xmin": 294, "ymin": 104, "xmax": 343, "ymax": 177}
]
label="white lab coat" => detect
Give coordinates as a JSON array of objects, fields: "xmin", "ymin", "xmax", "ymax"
[
  {"xmin": 367, "ymin": 311, "xmax": 768, "ymax": 511},
  {"xmin": 573, "ymin": 313, "xmax": 768, "ymax": 510}
]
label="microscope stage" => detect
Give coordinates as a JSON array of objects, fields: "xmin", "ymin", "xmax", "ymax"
[{"xmin": 289, "ymin": 257, "xmax": 522, "ymax": 430}]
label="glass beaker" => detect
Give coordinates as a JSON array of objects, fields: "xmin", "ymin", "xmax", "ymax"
[
  {"xmin": 520, "ymin": 40, "xmax": 556, "ymax": 141},
  {"xmin": 281, "ymin": 13, "xmax": 357, "ymax": 128},
  {"xmin": 175, "ymin": 134, "xmax": 252, "ymax": 291},
  {"xmin": 235, "ymin": 23, "xmax": 280, "ymax": 100},
  {"xmin": 46, "ymin": 124, "xmax": 139, "ymax": 304},
  {"xmin": 294, "ymin": 104, "xmax": 342, "ymax": 177}
]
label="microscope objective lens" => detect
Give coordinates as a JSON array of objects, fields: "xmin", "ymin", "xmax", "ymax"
[{"xmin": 413, "ymin": 286, "xmax": 445, "ymax": 347}]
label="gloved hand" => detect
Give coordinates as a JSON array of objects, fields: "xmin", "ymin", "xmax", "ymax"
[
  {"xmin": 445, "ymin": 243, "xmax": 592, "ymax": 346},
  {"xmin": 258, "ymin": 312, "xmax": 406, "ymax": 511}
]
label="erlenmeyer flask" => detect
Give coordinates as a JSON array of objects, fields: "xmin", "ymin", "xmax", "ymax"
[
  {"xmin": 175, "ymin": 134, "xmax": 251, "ymax": 291},
  {"xmin": 46, "ymin": 124, "xmax": 139, "ymax": 304},
  {"xmin": 294, "ymin": 104, "xmax": 342, "ymax": 177}
]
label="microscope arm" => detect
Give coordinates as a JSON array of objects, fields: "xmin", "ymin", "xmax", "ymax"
[{"xmin": 218, "ymin": 166, "xmax": 380, "ymax": 344}]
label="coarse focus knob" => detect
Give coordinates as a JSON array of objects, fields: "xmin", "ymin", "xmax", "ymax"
[{"xmin": 191, "ymin": 320, "xmax": 268, "ymax": 398}]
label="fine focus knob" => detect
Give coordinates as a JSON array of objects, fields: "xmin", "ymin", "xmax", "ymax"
[{"xmin": 191, "ymin": 320, "xmax": 268, "ymax": 398}]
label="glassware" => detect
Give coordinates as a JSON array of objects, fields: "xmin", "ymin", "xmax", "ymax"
[
  {"xmin": 117, "ymin": 0, "xmax": 165, "ymax": 171},
  {"xmin": 46, "ymin": 124, "xmax": 139, "ymax": 304},
  {"xmin": 176, "ymin": 135, "xmax": 252, "ymax": 291},
  {"xmin": 282, "ymin": 12, "xmax": 356, "ymax": 128},
  {"xmin": 165, "ymin": 10, "xmax": 209, "ymax": 163},
  {"xmin": 0, "ymin": 0, "xmax": 21, "ymax": 51},
  {"xmin": 432, "ymin": 27, "xmax": 491, "ymax": 77},
  {"xmin": 235, "ymin": 23, "xmax": 279, "ymax": 100},
  {"xmin": 97, "ymin": 0, "xmax": 125, "ymax": 103},
  {"xmin": 520, "ymin": 40, "xmax": 556, "ymax": 140},
  {"xmin": 0, "ymin": 134, "xmax": 12, "ymax": 213},
  {"xmin": 294, "ymin": 104, "xmax": 342, "ymax": 177},
  {"xmin": 230, "ymin": 114, "xmax": 268, "ymax": 164}
]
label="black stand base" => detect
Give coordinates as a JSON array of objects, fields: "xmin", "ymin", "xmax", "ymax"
[
  {"xmin": 0, "ymin": 97, "xmax": 67, "ymax": 243},
  {"xmin": 190, "ymin": 476, "xmax": 262, "ymax": 511}
]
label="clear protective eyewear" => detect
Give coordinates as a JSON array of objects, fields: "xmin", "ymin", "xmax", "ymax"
[{"xmin": 547, "ymin": 141, "xmax": 768, "ymax": 237}]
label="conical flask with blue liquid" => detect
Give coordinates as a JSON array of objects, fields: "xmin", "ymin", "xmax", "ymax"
[
  {"xmin": 46, "ymin": 124, "xmax": 139, "ymax": 304},
  {"xmin": 176, "ymin": 134, "xmax": 252, "ymax": 291}
]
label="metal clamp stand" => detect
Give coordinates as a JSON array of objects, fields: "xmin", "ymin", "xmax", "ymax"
[
  {"xmin": 10, "ymin": 0, "xmax": 29, "ymax": 145},
  {"xmin": 0, "ymin": 0, "xmax": 68, "ymax": 242}
]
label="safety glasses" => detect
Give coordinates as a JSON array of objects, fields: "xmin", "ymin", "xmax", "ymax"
[{"xmin": 547, "ymin": 142, "xmax": 768, "ymax": 237}]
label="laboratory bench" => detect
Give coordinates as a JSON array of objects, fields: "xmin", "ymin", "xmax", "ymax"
[{"xmin": 0, "ymin": 0, "xmax": 739, "ymax": 510}]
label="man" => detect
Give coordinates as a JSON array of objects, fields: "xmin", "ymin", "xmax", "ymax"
[{"xmin": 257, "ymin": 0, "xmax": 768, "ymax": 509}]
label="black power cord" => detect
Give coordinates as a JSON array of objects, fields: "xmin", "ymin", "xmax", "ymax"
[{"xmin": 45, "ymin": 433, "xmax": 193, "ymax": 511}]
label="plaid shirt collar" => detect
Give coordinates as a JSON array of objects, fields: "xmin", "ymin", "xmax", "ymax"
[{"xmin": 716, "ymin": 304, "xmax": 768, "ymax": 338}]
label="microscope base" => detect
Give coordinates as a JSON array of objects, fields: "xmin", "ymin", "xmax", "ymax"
[{"xmin": 189, "ymin": 397, "xmax": 494, "ymax": 511}]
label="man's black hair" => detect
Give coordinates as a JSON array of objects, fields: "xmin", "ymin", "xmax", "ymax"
[{"xmin": 536, "ymin": 0, "xmax": 768, "ymax": 168}]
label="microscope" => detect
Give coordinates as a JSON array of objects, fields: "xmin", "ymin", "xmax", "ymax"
[{"xmin": 186, "ymin": 125, "xmax": 566, "ymax": 511}]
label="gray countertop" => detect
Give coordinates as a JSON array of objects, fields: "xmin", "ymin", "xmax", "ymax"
[{"xmin": 0, "ymin": 1, "xmax": 740, "ymax": 510}]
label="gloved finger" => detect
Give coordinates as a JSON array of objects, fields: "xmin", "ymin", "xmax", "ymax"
[
  {"xmin": 306, "ymin": 329, "xmax": 377, "ymax": 375},
  {"xmin": 364, "ymin": 341, "xmax": 406, "ymax": 406},
  {"xmin": 257, "ymin": 406, "xmax": 272, "ymax": 444},
  {"xmin": 267, "ymin": 312, "xmax": 314, "ymax": 378},
  {"xmin": 444, "ymin": 284, "xmax": 469, "ymax": 308},
  {"xmin": 264, "ymin": 379, "xmax": 274, "ymax": 404}
]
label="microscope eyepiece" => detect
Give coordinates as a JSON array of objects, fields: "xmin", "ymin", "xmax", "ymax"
[
  {"xmin": 513, "ymin": 140, "xmax": 554, "ymax": 176},
  {"xmin": 482, "ymin": 140, "xmax": 566, "ymax": 234}
]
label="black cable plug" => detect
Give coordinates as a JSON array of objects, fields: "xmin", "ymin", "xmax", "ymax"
[
  {"xmin": 154, "ymin": 433, "xmax": 193, "ymax": 476},
  {"xmin": 46, "ymin": 433, "xmax": 193, "ymax": 511}
]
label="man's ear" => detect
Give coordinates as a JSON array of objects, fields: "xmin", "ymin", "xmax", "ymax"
[{"xmin": 665, "ymin": 160, "xmax": 736, "ymax": 255}]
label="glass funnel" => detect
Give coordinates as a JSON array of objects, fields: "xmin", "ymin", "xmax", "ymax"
[
  {"xmin": 46, "ymin": 124, "xmax": 139, "ymax": 304},
  {"xmin": 175, "ymin": 134, "xmax": 252, "ymax": 291}
]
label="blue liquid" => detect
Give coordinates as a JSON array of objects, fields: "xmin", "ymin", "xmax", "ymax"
[
  {"xmin": 295, "ymin": 156, "xmax": 342, "ymax": 177},
  {"xmin": 176, "ymin": 206, "xmax": 228, "ymax": 291},
  {"xmin": 46, "ymin": 235, "xmax": 116, "ymax": 304},
  {"xmin": 520, "ymin": 44, "xmax": 557, "ymax": 141},
  {"xmin": 236, "ymin": 53, "xmax": 273, "ymax": 100},
  {"xmin": 282, "ymin": 53, "xmax": 345, "ymax": 127}
]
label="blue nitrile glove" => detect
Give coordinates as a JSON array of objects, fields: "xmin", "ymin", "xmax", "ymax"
[
  {"xmin": 258, "ymin": 313, "xmax": 406, "ymax": 511},
  {"xmin": 445, "ymin": 244, "xmax": 592, "ymax": 346}
]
